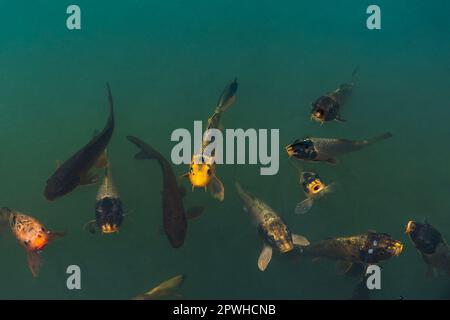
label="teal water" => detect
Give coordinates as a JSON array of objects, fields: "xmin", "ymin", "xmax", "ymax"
[{"xmin": 1, "ymin": 0, "xmax": 450, "ymax": 299}]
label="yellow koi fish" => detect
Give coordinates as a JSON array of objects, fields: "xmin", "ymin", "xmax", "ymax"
[{"xmin": 182, "ymin": 78, "xmax": 238, "ymax": 201}]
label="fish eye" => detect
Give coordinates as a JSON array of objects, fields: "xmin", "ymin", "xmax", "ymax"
[
  {"xmin": 23, "ymin": 240, "xmax": 30, "ymax": 246},
  {"xmin": 189, "ymin": 167, "xmax": 193, "ymax": 173},
  {"xmin": 207, "ymin": 169, "xmax": 211, "ymax": 176}
]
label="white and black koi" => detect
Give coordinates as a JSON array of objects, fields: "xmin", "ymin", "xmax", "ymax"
[{"xmin": 85, "ymin": 158, "xmax": 124, "ymax": 234}]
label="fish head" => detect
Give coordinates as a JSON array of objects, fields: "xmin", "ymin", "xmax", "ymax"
[
  {"xmin": 303, "ymin": 176, "xmax": 326, "ymax": 195},
  {"xmin": 285, "ymin": 138, "xmax": 317, "ymax": 160},
  {"xmin": 188, "ymin": 154, "xmax": 215, "ymax": 188},
  {"xmin": 10, "ymin": 213, "xmax": 49, "ymax": 251},
  {"xmin": 44, "ymin": 172, "xmax": 79, "ymax": 201},
  {"xmin": 405, "ymin": 220, "xmax": 442, "ymax": 255},
  {"xmin": 361, "ymin": 232, "xmax": 404, "ymax": 263},
  {"xmin": 95, "ymin": 197, "xmax": 124, "ymax": 234},
  {"xmin": 264, "ymin": 220, "xmax": 294, "ymax": 253},
  {"xmin": 311, "ymin": 96, "xmax": 338, "ymax": 122}
]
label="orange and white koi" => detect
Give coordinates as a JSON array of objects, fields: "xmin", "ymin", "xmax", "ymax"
[{"xmin": 0, "ymin": 207, "xmax": 64, "ymax": 277}]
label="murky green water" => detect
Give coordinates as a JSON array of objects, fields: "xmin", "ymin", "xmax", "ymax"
[{"xmin": 1, "ymin": 0, "xmax": 449, "ymax": 299}]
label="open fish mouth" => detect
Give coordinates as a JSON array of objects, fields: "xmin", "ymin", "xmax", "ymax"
[
  {"xmin": 278, "ymin": 242, "xmax": 295, "ymax": 253},
  {"xmin": 307, "ymin": 179, "xmax": 325, "ymax": 194},
  {"xmin": 391, "ymin": 241, "xmax": 404, "ymax": 256},
  {"xmin": 311, "ymin": 111, "xmax": 325, "ymax": 122},
  {"xmin": 101, "ymin": 224, "xmax": 119, "ymax": 234}
]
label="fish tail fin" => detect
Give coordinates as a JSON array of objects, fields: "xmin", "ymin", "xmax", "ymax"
[
  {"xmin": 106, "ymin": 83, "xmax": 114, "ymax": 124},
  {"xmin": 27, "ymin": 251, "xmax": 42, "ymax": 277},
  {"xmin": 144, "ymin": 275, "xmax": 185, "ymax": 299},
  {"xmin": 351, "ymin": 66, "xmax": 359, "ymax": 85},
  {"xmin": 216, "ymin": 77, "xmax": 238, "ymax": 113},
  {"xmin": 126, "ymin": 136, "xmax": 159, "ymax": 160},
  {"xmin": 365, "ymin": 132, "xmax": 393, "ymax": 145}
]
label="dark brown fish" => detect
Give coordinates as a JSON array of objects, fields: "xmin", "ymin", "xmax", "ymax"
[
  {"xmin": 44, "ymin": 84, "xmax": 115, "ymax": 201},
  {"xmin": 127, "ymin": 136, "xmax": 203, "ymax": 248},
  {"xmin": 311, "ymin": 68, "xmax": 358, "ymax": 124},
  {"xmin": 303, "ymin": 232, "xmax": 403, "ymax": 275},
  {"xmin": 406, "ymin": 220, "xmax": 450, "ymax": 277}
]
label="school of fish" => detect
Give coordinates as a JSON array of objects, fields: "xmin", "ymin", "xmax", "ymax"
[{"xmin": 0, "ymin": 75, "xmax": 448, "ymax": 300}]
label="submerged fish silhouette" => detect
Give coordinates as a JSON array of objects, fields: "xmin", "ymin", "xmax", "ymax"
[{"xmin": 44, "ymin": 84, "xmax": 115, "ymax": 201}]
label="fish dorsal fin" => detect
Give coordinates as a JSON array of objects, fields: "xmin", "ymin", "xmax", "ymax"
[{"xmin": 83, "ymin": 220, "xmax": 97, "ymax": 234}]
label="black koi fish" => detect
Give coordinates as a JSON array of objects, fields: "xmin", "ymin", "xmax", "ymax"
[
  {"xmin": 127, "ymin": 136, "xmax": 203, "ymax": 248},
  {"xmin": 44, "ymin": 84, "xmax": 115, "ymax": 201}
]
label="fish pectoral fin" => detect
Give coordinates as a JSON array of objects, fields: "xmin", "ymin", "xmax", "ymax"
[
  {"xmin": 186, "ymin": 206, "xmax": 205, "ymax": 220},
  {"xmin": 95, "ymin": 150, "xmax": 108, "ymax": 169},
  {"xmin": 335, "ymin": 115, "xmax": 346, "ymax": 123},
  {"xmin": 48, "ymin": 231, "xmax": 66, "ymax": 241},
  {"xmin": 83, "ymin": 220, "xmax": 97, "ymax": 234},
  {"xmin": 79, "ymin": 172, "xmax": 99, "ymax": 186},
  {"xmin": 336, "ymin": 261, "xmax": 354, "ymax": 276},
  {"xmin": 326, "ymin": 158, "xmax": 338, "ymax": 165},
  {"xmin": 292, "ymin": 234, "xmax": 310, "ymax": 247},
  {"xmin": 178, "ymin": 173, "xmax": 189, "ymax": 182},
  {"xmin": 258, "ymin": 245, "xmax": 273, "ymax": 272},
  {"xmin": 295, "ymin": 198, "xmax": 314, "ymax": 215},
  {"xmin": 209, "ymin": 176, "xmax": 224, "ymax": 201},
  {"xmin": 323, "ymin": 183, "xmax": 336, "ymax": 194},
  {"xmin": 27, "ymin": 251, "xmax": 42, "ymax": 278}
]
